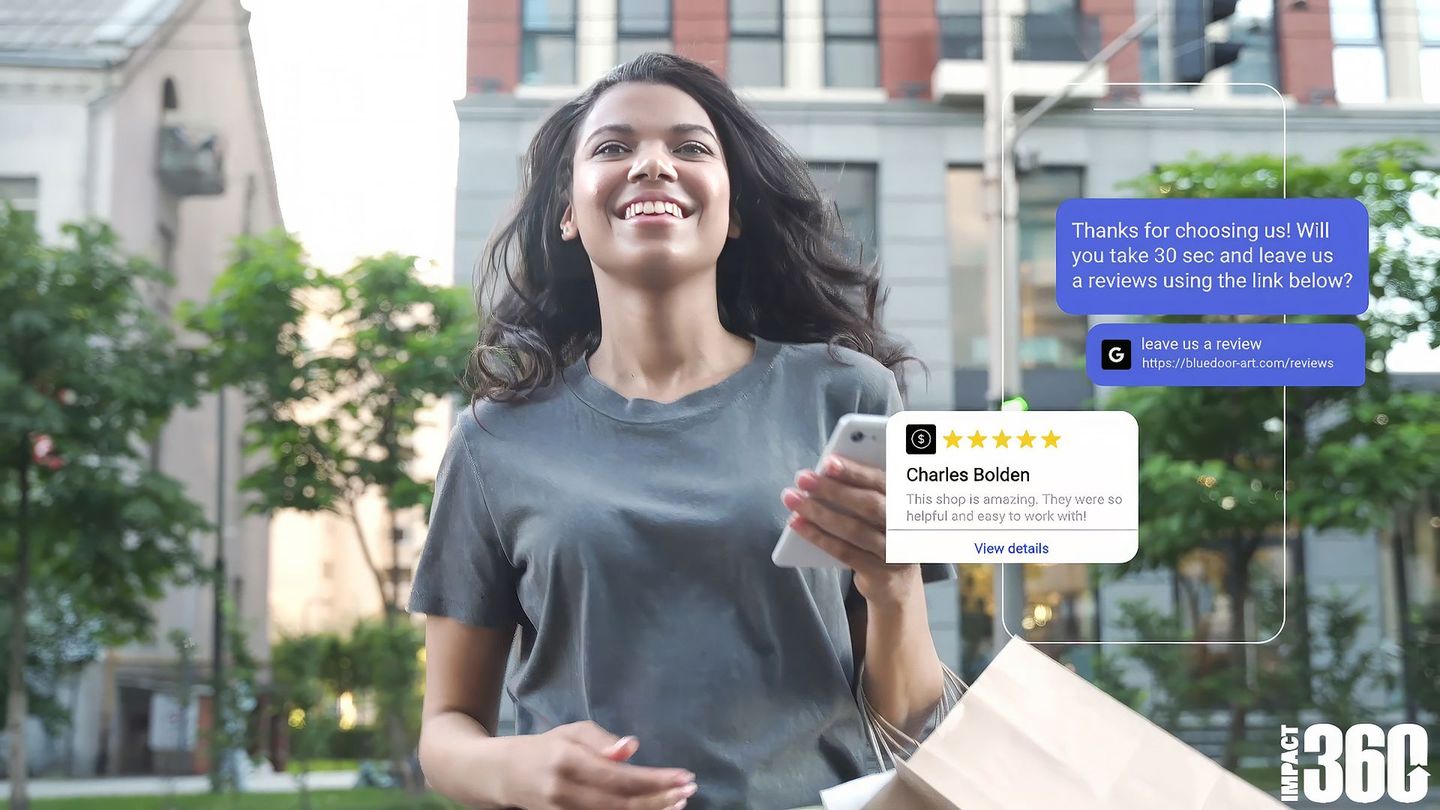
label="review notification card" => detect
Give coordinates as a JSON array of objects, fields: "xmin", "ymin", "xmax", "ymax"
[{"xmin": 885, "ymin": 412, "xmax": 1138, "ymax": 564}]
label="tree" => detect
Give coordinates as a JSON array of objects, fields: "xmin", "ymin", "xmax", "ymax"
[
  {"xmin": 271, "ymin": 632, "xmax": 338, "ymax": 809},
  {"xmin": 0, "ymin": 210, "xmax": 210, "ymax": 808},
  {"xmin": 1105, "ymin": 140, "xmax": 1440, "ymax": 769},
  {"xmin": 181, "ymin": 232, "xmax": 475, "ymax": 789}
]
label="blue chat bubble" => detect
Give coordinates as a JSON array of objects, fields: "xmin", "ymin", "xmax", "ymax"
[
  {"xmin": 1057, "ymin": 198, "xmax": 1368, "ymax": 315},
  {"xmin": 1087, "ymin": 323, "xmax": 1364, "ymax": 387}
]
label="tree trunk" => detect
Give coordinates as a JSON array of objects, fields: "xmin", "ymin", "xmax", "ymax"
[
  {"xmin": 381, "ymin": 504, "xmax": 418, "ymax": 793},
  {"xmin": 8, "ymin": 445, "xmax": 33, "ymax": 810},
  {"xmin": 1223, "ymin": 545, "xmax": 1251, "ymax": 772}
]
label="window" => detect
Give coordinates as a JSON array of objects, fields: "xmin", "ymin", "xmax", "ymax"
[
  {"xmin": 1330, "ymin": 0, "xmax": 1386, "ymax": 103},
  {"xmin": 1421, "ymin": 3, "xmax": 1440, "ymax": 103},
  {"xmin": 617, "ymin": 0, "xmax": 672, "ymax": 64},
  {"xmin": 824, "ymin": 0, "xmax": 877, "ymax": 87},
  {"xmin": 1017, "ymin": 167, "xmax": 1085, "ymax": 368},
  {"xmin": 809, "ymin": 163, "xmax": 878, "ymax": 263},
  {"xmin": 945, "ymin": 167, "xmax": 988, "ymax": 368},
  {"xmin": 946, "ymin": 166, "xmax": 1085, "ymax": 369},
  {"xmin": 0, "ymin": 177, "xmax": 38, "ymax": 231},
  {"xmin": 521, "ymin": 0, "xmax": 577, "ymax": 85},
  {"xmin": 729, "ymin": 0, "xmax": 783, "ymax": 87}
]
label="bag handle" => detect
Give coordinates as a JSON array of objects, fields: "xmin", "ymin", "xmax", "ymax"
[{"xmin": 856, "ymin": 662, "xmax": 968, "ymax": 771}]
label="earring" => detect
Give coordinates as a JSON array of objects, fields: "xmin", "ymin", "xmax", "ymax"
[{"xmin": 560, "ymin": 224, "xmax": 572, "ymax": 236}]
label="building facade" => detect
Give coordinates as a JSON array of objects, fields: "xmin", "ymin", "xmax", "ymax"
[
  {"xmin": 0, "ymin": 0, "xmax": 282, "ymax": 777},
  {"xmin": 452, "ymin": 0, "xmax": 1440, "ymax": 723}
]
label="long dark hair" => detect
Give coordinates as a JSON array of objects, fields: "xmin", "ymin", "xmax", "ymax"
[{"xmin": 464, "ymin": 52, "xmax": 921, "ymax": 403}]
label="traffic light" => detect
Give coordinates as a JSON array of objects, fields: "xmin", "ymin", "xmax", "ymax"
[{"xmin": 1174, "ymin": 0, "xmax": 1243, "ymax": 83}]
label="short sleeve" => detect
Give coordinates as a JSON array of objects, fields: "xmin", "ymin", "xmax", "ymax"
[
  {"xmin": 858, "ymin": 364, "xmax": 955, "ymax": 586},
  {"xmin": 407, "ymin": 422, "xmax": 522, "ymax": 627}
]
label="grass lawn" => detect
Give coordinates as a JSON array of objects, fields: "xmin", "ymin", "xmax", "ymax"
[
  {"xmin": 12, "ymin": 789, "xmax": 462, "ymax": 810},
  {"xmin": 283, "ymin": 760, "xmax": 360, "ymax": 775}
]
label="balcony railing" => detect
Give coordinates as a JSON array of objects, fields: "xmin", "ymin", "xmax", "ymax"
[
  {"xmin": 939, "ymin": 11, "xmax": 1101, "ymax": 63},
  {"xmin": 157, "ymin": 124, "xmax": 226, "ymax": 197}
]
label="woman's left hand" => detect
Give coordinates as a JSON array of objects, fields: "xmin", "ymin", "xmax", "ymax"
[{"xmin": 781, "ymin": 456, "xmax": 922, "ymax": 609}]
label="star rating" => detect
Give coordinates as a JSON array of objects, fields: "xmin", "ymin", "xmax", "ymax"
[{"xmin": 930, "ymin": 428, "xmax": 1062, "ymax": 449}]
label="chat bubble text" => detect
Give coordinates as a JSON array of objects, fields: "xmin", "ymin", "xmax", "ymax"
[
  {"xmin": 1056, "ymin": 198, "xmax": 1368, "ymax": 315},
  {"xmin": 886, "ymin": 412, "xmax": 1138, "ymax": 564},
  {"xmin": 1086, "ymin": 323, "xmax": 1364, "ymax": 387}
]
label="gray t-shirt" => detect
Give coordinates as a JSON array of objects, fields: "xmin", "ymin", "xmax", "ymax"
[{"xmin": 408, "ymin": 335, "xmax": 951, "ymax": 809}]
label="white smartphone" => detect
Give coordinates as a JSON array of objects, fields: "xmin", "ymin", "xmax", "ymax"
[{"xmin": 771, "ymin": 413, "xmax": 890, "ymax": 568}]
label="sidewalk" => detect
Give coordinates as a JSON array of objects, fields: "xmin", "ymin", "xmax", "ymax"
[{"xmin": 0, "ymin": 770, "xmax": 356, "ymax": 799}]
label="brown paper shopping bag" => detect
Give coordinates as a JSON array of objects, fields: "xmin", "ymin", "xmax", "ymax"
[{"xmin": 861, "ymin": 638, "xmax": 1284, "ymax": 810}]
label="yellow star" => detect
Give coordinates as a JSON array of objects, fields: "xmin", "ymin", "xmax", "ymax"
[
  {"xmin": 968, "ymin": 430, "xmax": 987, "ymax": 448},
  {"xmin": 1042, "ymin": 430, "xmax": 1061, "ymax": 448},
  {"xmin": 993, "ymin": 430, "xmax": 1011, "ymax": 448},
  {"xmin": 944, "ymin": 430, "xmax": 962, "ymax": 448},
  {"xmin": 1017, "ymin": 431, "xmax": 1036, "ymax": 448}
]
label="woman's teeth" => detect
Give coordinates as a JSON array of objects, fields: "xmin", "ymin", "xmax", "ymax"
[{"xmin": 622, "ymin": 201, "xmax": 684, "ymax": 220}]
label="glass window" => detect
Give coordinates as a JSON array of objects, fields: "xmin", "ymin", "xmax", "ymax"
[
  {"xmin": 809, "ymin": 163, "xmax": 878, "ymax": 264},
  {"xmin": 1017, "ymin": 167, "xmax": 1085, "ymax": 368},
  {"xmin": 825, "ymin": 40, "xmax": 878, "ymax": 88},
  {"xmin": 619, "ymin": 0, "xmax": 669, "ymax": 35},
  {"xmin": 1421, "ymin": 4, "xmax": 1440, "ymax": 104},
  {"xmin": 0, "ymin": 176, "xmax": 38, "ymax": 230},
  {"xmin": 729, "ymin": 38, "xmax": 784, "ymax": 87},
  {"xmin": 730, "ymin": 0, "xmax": 783, "ymax": 86},
  {"xmin": 521, "ymin": 0, "xmax": 577, "ymax": 85},
  {"xmin": 1022, "ymin": 564, "xmax": 1099, "ymax": 643},
  {"xmin": 617, "ymin": 37, "xmax": 672, "ymax": 64},
  {"xmin": 731, "ymin": 0, "xmax": 782, "ymax": 35},
  {"xmin": 1329, "ymin": 0, "xmax": 1380, "ymax": 44},
  {"xmin": 824, "ymin": 0, "xmax": 877, "ymax": 87},
  {"xmin": 1422, "ymin": 49, "xmax": 1440, "ymax": 104},
  {"xmin": 1330, "ymin": 0, "xmax": 1385, "ymax": 102},
  {"xmin": 946, "ymin": 167, "xmax": 988, "ymax": 368},
  {"xmin": 825, "ymin": 0, "xmax": 874, "ymax": 36},
  {"xmin": 619, "ymin": 0, "xmax": 671, "ymax": 62},
  {"xmin": 1332, "ymin": 45, "xmax": 1387, "ymax": 103}
]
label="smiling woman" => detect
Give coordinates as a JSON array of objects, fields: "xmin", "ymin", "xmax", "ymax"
[{"xmin": 408, "ymin": 53, "xmax": 953, "ymax": 810}]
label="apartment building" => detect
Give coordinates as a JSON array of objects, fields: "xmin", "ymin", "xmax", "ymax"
[
  {"xmin": 452, "ymin": 0, "xmax": 1440, "ymax": 707},
  {"xmin": 0, "ymin": 0, "xmax": 282, "ymax": 777}
]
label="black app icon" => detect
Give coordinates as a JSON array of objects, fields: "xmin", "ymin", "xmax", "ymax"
[
  {"xmin": 906, "ymin": 424, "xmax": 936, "ymax": 454},
  {"xmin": 1101, "ymin": 339, "xmax": 1132, "ymax": 370}
]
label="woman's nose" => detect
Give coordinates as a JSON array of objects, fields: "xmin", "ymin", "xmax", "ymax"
[{"xmin": 627, "ymin": 144, "xmax": 676, "ymax": 183}]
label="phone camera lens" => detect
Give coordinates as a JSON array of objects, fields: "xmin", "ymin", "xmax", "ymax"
[{"xmin": 850, "ymin": 430, "xmax": 865, "ymax": 442}]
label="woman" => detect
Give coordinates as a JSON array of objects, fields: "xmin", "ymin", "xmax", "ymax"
[{"xmin": 409, "ymin": 52, "xmax": 952, "ymax": 810}]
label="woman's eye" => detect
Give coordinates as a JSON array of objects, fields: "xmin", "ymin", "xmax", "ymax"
[
  {"xmin": 595, "ymin": 142, "xmax": 628, "ymax": 155},
  {"xmin": 676, "ymin": 142, "xmax": 710, "ymax": 156}
]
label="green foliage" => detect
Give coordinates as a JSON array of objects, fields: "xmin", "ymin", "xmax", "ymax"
[
  {"xmin": 271, "ymin": 633, "xmax": 338, "ymax": 787},
  {"xmin": 1101, "ymin": 141, "xmax": 1440, "ymax": 765},
  {"xmin": 1099, "ymin": 599, "xmax": 1234, "ymax": 729},
  {"xmin": 346, "ymin": 618, "xmax": 424, "ymax": 743},
  {"xmin": 208, "ymin": 596, "xmax": 260, "ymax": 794},
  {"xmin": 1109, "ymin": 140, "xmax": 1440, "ymax": 569},
  {"xmin": 1403, "ymin": 597, "xmax": 1440, "ymax": 721},
  {"xmin": 0, "ymin": 206, "xmax": 210, "ymax": 750},
  {"xmin": 0, "ymin": 587, "xmax": 103, "ymax": 732},
  {"xmin": 1307, "ymin": 588, "xmax": 1387, "ymax": 730},
  {"xmin": 180, "ymin": 234, "xmax": 477, "ymax": 610},
  {"xmin": 267, "ymin": 619, "xmax": 423, "ymax": 779}
]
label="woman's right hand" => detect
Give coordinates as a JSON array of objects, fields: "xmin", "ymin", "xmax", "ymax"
[{"xmin": 504, "ymin": 721, "xmax": 698, "ymax": 810}]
